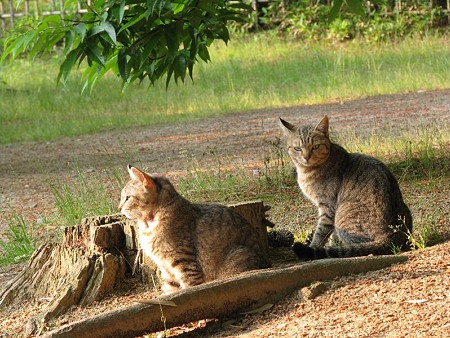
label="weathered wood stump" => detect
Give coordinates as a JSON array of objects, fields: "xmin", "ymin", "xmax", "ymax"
[{"xmin": 0, "ymin": 200, "xmax": 272, "ymax": 335}]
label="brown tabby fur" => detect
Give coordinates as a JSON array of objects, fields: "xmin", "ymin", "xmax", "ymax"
[
  {"xmin": 119, "ymin": 165, "xmax": 271, "ymax": 293},
  {"xmin": 279, "ymin": 115, "xmax": 413, "ymax": 260}
]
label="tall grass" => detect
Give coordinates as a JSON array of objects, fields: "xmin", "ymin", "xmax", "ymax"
[
  {"xmin": 336, "ymin": 124, "xmax": 450, "ymax": 180},
  {"xmin": 1, "ymin": 33, "xmax": 450, "ymax": 143},
  {"xmin": 0, "ymin": 214, "xmax": 36, "ymax": 265},
  {"xmin": 49, "ymin": 165, "xmax": 124, "ymax": 227}
]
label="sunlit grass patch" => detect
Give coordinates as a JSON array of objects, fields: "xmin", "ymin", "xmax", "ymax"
[
  {"xmin": 1, "ymin": 34, "xmax": 450, "ymax": 143},
  {"xmin": 0, "ymin": 214, "xmax": 36, "ymax": 265}
]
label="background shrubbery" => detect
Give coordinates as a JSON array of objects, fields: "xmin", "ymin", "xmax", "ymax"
[{"xmin": 239, "ymin": 0, "xmax": 449, "ymax": 42}]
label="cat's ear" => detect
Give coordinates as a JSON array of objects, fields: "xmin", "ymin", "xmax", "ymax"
[
  {"xmin": 127, "ymin": 165, "xmax": 158, "ymax": 191},
  {"xmin": 314, "ymin": 115, "xmax": 329, "ymax": 137},
  {"xmin": 279, "ymin": 118, "xmax": 296, "ymax": 136}
]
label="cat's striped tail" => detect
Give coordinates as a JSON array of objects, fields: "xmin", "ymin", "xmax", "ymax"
[{"xmin": 292, "ymin": 241, "xmax": 398, "ymax": 261}]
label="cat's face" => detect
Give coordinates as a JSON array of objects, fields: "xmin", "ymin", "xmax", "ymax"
[
  {"xmin": 119, "ymin": 165, "xmax": 160, "ymax": 222},
  {"xmin": 279, "ymin": 116, "xmax": 331, "ymax": 168}
]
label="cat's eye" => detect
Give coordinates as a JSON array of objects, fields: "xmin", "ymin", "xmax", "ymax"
[
  {"xmin": 293, "ymin": 146, "xmax": 302, "ymax": 152},
  {"xmin": 312, "ymin": 144, "xmax": 320, "ymax": 150}
]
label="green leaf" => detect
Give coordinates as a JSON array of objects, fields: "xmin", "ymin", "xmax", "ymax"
[
  {"xmin": 41, "ymin": 14, "xmax": 62, "ymax": 25},
  {"xmin": 29, "ymin": 34, "xmax": 48, "ymax": 59},
  {"xmin": 174, "ymin": 53, "xmax": 186, "ymax": 83},
  {"xmin": 164, "ymin": 23, "xmax": 179, "ymax": 57},
  {"xmin": 90, "ymin": 25, "xmax": 105, "ymax": 36},
  {"xmin": 57, "ymin": 49, "xmax": 81, "ymax": 83},
  {"xmin": 73, "ymin": 23, "xmax": 87, "ymax": 42},
  {"xmin": 86, "ymin": 45, "xmax": 105, "ymax": 66},
  {"xmin": 172, "ymin": 1, "xmax": 185, "ymax": 15},
  {"xmin": 11, "ymin": 32, "xmax": 35, "ymax": 58},
  {"xmin": 102, "ymin": 22, "xmax": 117, "ymax": 44},
  {"xmin": 187, "ymin": 62, "xmax": 194, "ymax": 81},
  {"xmin": 111, "ymin": 2, "xmax": 126, "ymax": 24},
  {"xmin": 117, "ymin": 49, "xmax": 130, "ymax": 81},
  {"xmin": 142, "ymin": 30, "xmax": 163, "ymax": 60},
  {"xmin": 329, "ymin": 0, "xmax": 344, "ymax": 22},
  {"xmin": 346, "ymin": 0, "xmax": 366, "ymax": 16},
  {"xmin": 189, "ymin": 30, "xmax": 197, "ymax": 61},
  {"xmin": 64, "ymin": 30, "xmax": 75, "ymax": 54},
  {"xmin": 197, "ymin": 43, "xmax": 210, "ymax": 62},
  {"xmin": 188, "ymin": 15, "xmax": 203, "ymax": 28},
  {"xmin": 94, "ymin": 53, "xmax": 118, "ymax": 83},
  {"xmin": 197, "ymin": 1, "xmax": 219, "ymax": 13},
  {"xmin": 147, "ymin": 0, "xmax": 170, "ymax": 16},
  {"xmin": 216, "ymin": 24, "xmax": 230, "ymax": 44},
  {"xmin": 165, "ymin": 61, "xmax": 175, "ymax": 89},
  {"xmin": 117, "ymin": 12, "xmax": 146, "ymax": 34},
  {"xmin": 100, "ymin": 31, "xmax": 115, "ymax": 45}
]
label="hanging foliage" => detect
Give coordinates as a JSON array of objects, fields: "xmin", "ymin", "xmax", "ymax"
[
  {"xmin": 0, "ymin": 0, "xmax": 378, "ymax": 90},
  {"xmin": 1, "ymin": 0, "xmax": 251, "ymax": 90}
]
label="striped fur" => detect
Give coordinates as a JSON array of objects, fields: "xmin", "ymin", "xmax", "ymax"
[
  {"xmin": 119, "ymin": 165, "xmax": 271, "ymax": 293},
  {"xmin": 279, "ymin": 116, "xmax": 413, "ymax": 261}
]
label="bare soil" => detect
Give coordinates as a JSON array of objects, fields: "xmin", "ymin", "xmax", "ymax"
[{"xmin": 0, "ymin": 89, "xmax": 449, "ymax": 337}]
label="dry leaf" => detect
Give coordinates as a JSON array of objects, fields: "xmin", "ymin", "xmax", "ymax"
[{"xmin": 404, "ymin": 299, "xmax": 428, "ymax": 304}]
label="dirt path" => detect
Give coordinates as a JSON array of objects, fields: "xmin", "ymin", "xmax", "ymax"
[{"xmin": 0, "ymin": 89, "xmax": 449, "ymax": 337}]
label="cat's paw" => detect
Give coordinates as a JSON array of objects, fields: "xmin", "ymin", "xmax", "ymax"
[
  {"xmin": 292, "ymin": 242, "xmax": 315, "ymax": 261},
  {"xmin": 268, "ymin": 229, "xmax": 294, "ymax": 248},
  {"xmin": 162, "ymin": 281, "xmax": 181, "ymax": 294}
]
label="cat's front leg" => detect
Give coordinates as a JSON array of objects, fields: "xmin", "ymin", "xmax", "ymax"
[
  {"xmin": 159, "ymin": 267, "xmax": 181, "ymax": 293},
  {"xmin": 162, "ymin": 281, "xmax": 181, "ymax": 293},
  {"xmin": 169, "ymin": 260, "xmax": 205, "ymax": 290},
  {"xmin": 177, "ymin": 270, "xmax": 205, "ymax": 289},
  {"xmin": 310, "ymin": 207, "xmax": 335, "ymax": 248}
]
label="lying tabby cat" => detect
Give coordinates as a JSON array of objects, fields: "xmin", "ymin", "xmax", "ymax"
[
  {"xmin": 279, "ymin": 115, "xmax": 412, "ymax": 260},
  {"xmin": 119, "ymin": 165, "xmax": 271, "ymax": 293}
]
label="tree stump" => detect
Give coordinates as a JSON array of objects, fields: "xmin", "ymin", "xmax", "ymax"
[{"xmin": 0, "ymin": 200, "xmax": 272, "ymax": 336}]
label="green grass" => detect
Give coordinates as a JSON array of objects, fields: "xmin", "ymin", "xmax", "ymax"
[
  {"xmin": 1, "ymin": 33, "xmax": 450, "ymax": 144},
  {"xmin": 49, "ymin": 164, "xmax": 125, "ymax": 227},
  {"xmin": 0, "ymin": 214, "xmax": 36, "ymax": 265}
]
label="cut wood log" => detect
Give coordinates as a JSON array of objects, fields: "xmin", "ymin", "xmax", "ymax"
[
  {"xmin": 42, "ymin": 255, "xmax": 408, "ymax": 338},
  {"xmin": 228, "ymin": 200, "xmax": 272, "ymax": 257}
]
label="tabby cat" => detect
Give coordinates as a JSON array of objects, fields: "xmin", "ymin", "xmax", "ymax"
[
  {"xmin": 279, "ymin": 115, "xmax": 412, "ymax": 260},
  {"xmin": 119, "ymin": 165, "xmax": 271, "ymax": 293}
]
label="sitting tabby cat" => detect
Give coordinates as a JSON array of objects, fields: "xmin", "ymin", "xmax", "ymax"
[
  {"xmin": 119, "ymin": 165, "xmax": 271, "ymax": 293},
  {"xmin": 279, "ymin": 115, "xmax": 412, "ymax": 260}
]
